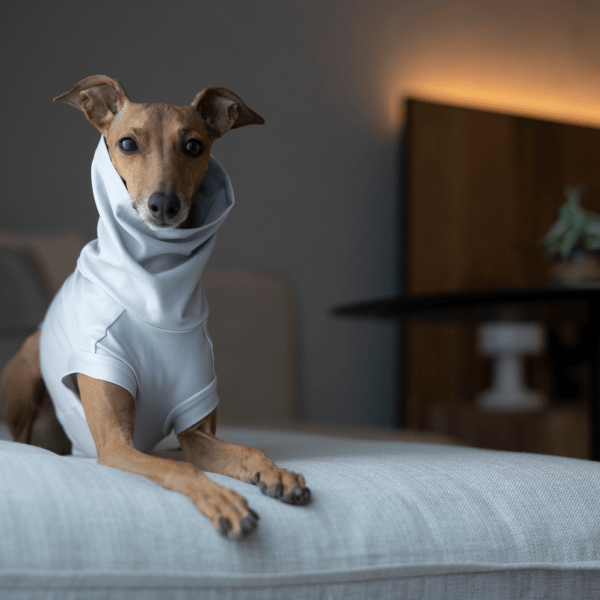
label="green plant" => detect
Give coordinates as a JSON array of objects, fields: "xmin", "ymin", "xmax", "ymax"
[{"xmin": 542, "ymin": 184, "xmax": 600, "ymax": 260}]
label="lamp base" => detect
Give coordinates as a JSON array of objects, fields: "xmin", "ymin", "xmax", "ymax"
[
  {"xmin": 476, "ymin": 322, "xmax": 546, "ymax": 412},
  {"xmin": 477, "ymin": 389, "xmax": 544, "ymax": 412}
]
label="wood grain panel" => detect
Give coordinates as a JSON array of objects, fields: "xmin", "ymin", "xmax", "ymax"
[{"xmin": 404, "ymin": 99, "xmax": 600, "ymax": 430}]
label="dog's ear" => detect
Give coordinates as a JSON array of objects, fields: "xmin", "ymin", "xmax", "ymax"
[
  {"xmin": 191, "ymin": 87, "xmax": 264, "ymax": 139},
  {"xmin": 53, "ymin": 75, "xmax": 130, "ymax": 134}
]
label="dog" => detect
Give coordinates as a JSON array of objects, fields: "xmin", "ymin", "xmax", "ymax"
[{"xmin": 0, "ymin": 75, "xmax": 310, "ymax": 540}]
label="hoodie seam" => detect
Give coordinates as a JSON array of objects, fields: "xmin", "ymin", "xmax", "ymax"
[
  {"xmin": 92, "ymin": 310, "xmax": 141, "ymax": 396},
  {"xmin": 119, "ymin": 307, "xmax": 208, "ymax": 333},
  {"xmin": 203, "ymin": 321, "xmax": 216, "ymax": 374},
  {"xmin": 94, "ymin": 308, "xmax": 127, "ymax": 353}
]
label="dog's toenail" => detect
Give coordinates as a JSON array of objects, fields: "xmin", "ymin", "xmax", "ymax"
[
  {"xmin": 248, "ymin": 508, "xmax": 260, "ymax": 520},
  {"xmin": 254, "ymin": 472, "xmax": 260, "ymax": 484},
  {"xmin": 281, "ymin": 491, "xmax": 294, "ymax": 504},
  {"xmin": 266, "ymin": 485, "xmax": 281, "ymax": 498},
  {"xmin": 241, "ymin": 515, "xmax": 257, "ymax": 531},
  {"xmin": 218, "ymin": 517, "xmax": 231, "ymax": 535}
]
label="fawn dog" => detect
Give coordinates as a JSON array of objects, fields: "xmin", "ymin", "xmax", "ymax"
[{"xmin": 0, "ymin": 75, "xmax": 310, "ymax": 540}]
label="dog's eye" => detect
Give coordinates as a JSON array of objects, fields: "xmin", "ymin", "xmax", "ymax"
[
  {"xmin": 184, "ymin": 139, "xmax": 204, "ymax": 157},
  {"xmin": 118, "ymin": 137, "xmax": 138, "ymax": 153}
]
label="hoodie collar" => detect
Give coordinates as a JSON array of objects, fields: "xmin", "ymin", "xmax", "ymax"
[{"xmin": 76, "ymin": 135, "xmax": 234, "ymax": 330}]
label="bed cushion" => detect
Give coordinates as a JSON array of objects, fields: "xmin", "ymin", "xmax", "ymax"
[{"xmin": 1, "ymin": 427, "xmax": 600, "ymax": 599}]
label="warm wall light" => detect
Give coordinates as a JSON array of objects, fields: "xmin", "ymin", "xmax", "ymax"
[{"xmin": 391, "ymin": 78, "xmax": 600, "ymax": 131}]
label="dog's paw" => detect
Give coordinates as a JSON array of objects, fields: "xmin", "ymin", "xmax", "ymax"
[
  {"xmin": 279, "ymin": 484, "xmax": 311, "ymax": 505},
  {"xmin": 195, "ymin": 478, "xmax": 259, "ymax": 540},
  {"xmin": 245, "ymin": 469, "xmax": 311, "ymax": 506},
  {"xmin": 217, "ymin": 508, "xmax": 259, "ymax": 541}
]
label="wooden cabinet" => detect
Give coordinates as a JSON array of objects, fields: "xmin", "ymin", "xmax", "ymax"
[
  {"xmin": 401, "ymin": 99, "xmax": 600, "ymax": 456},
  {"xmin": 426, "ymin": 401, "xmax": 589, "ymax": 460}
]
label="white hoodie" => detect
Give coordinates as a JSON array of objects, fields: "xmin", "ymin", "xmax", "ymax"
[{"xmin": 39, "ymin": 136, "xmax": 234, "ymax": 457}]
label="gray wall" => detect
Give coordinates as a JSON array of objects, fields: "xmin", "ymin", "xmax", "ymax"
[{"xmin": 3, "ymin": 0, "xmax": 596, "ymax": 427}]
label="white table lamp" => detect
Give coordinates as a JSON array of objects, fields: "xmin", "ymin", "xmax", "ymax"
[{"xmin": 477, "ymin": 321, "xmax": 545, "ymax": 411}]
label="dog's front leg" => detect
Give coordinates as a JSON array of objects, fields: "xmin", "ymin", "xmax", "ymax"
[
  {"xmin": 76, "ymin": 374, "xmax": 258, "ymax": 538},
  {"xmin": 178, "ymin": 414, "xmax": 311, "ymax": 506}
]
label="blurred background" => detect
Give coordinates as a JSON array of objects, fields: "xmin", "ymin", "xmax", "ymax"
[{"xmin": 3, "ymin": 0, "xmax": 600, "ymax": 455}]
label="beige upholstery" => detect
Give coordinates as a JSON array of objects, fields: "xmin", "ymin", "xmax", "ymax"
[
  {"xmin": 202, "ymin": 267, "xmax": 299, "ymax": 426},
  {"xmin": 0, "ymin": 231, "xmax": 84, "ymax": 299}
]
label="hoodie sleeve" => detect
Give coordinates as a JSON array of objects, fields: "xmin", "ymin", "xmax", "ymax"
[{"xmin": 61, "ymin": 349, "xmax": 138, "ymax": 401}]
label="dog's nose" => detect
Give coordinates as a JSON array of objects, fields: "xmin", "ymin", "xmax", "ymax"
[{"xmin": 148, "ymin": 192, "xmax": 181, "ymax": 223}]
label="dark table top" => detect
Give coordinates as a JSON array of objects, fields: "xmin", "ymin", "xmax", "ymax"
[{"xmin": 331, "ymin": 285, "xmax": 600, "ymax": 321}]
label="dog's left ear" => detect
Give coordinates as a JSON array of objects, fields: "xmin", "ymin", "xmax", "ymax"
[{"xmin": 191, "ymin": 87, "xmax": 264, "ymax": 139}]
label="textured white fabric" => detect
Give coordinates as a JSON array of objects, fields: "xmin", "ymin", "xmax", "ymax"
[
  {"xmin": 1, "ymin": 428, "xmax": 600, "ymax": 599},
  {"xmin": 38, "ymin": 136, "xmax": 234, "ymax": 457}
]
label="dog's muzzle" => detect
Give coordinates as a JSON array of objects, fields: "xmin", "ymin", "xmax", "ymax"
[{"xmin": 148, "ymin": 192, "xmax": 181, "ymax": 225}]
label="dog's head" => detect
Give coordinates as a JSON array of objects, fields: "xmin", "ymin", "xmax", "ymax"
[{"xmin": 54, "ymin": 75, "xmax": 264, "ymax": 230}]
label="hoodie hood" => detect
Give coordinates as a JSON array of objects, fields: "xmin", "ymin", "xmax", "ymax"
[{"xmin": 76, "ymin": 135, "xmax": 234, "ymax": 330}]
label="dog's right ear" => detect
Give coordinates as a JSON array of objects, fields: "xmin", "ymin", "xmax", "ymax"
[
  {"xmin": 53, "ymin": 75, "xmax": 130, "ymax": 134},
  {"xmin": 191, "ymin": 87, "xmax": 264, "ymax": 140}
]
